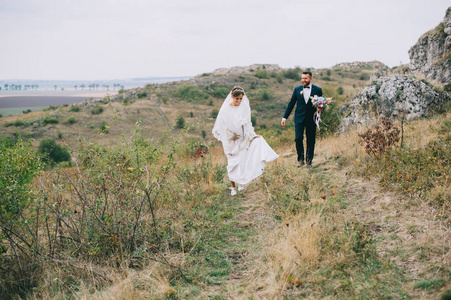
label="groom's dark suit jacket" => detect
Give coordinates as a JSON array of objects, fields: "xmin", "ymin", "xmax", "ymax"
[{"xmin": 283, "ymin": 85, "xmax": 323, "ymax": 124}]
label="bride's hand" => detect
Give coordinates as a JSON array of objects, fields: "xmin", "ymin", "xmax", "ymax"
[{"xmin": 233, "ymin": 134, "xmax": 240, "ymax": 141}]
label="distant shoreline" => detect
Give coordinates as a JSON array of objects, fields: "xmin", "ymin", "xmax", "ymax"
[{"xmin": 0, "ymin": 92, "xmax": 113, "ymax": 99}]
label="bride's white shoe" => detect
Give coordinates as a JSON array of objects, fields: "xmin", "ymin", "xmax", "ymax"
[
  {"xmin": 230, "ymin": 188, "xmax": 237, "ymax": 196},
  {"xmin": 238, "ymin": 184, "xmax": 245, "ymax": 191}
]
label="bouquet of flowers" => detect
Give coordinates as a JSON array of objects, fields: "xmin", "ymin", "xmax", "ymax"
[{"xmin": 310, "ymin": 95, "xmax": 332, "ymax": 130}]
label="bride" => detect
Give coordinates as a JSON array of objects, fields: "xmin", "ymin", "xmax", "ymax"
[{"xmin": 212, "ymin": 86, "xmax": 279, "ymax": 195}]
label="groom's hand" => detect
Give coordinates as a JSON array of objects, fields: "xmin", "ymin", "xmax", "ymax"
[{"xmin": 281, "ymin": 119, "xmax": 286, "ymax": 127}]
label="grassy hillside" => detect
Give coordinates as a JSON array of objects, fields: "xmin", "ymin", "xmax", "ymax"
[
  {"xmin": 0, "ymin": 62, "xmax": 389, "ymax": 149},
  {"xmin": 0, "ymin": 62, "xmax": 450, "ymax": 299}
]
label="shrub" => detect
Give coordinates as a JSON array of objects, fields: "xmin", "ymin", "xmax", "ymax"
[
  {"xmin": 70, "ymin": 105, "xmax": 81, "ymax": 112},
  {"xmin": 211, "ymin": 109, "xmax": 219, "ymax": 119},
  {"xmin": 91, "ymin": 106, "xmax": 104, "ymax": 115},
  {"xmin": 318, "ymin": 101, "xmax": 341, "ymax": 137},
  {"xmin": 22, "ymin": 109, "xmax": 32, "ymax": 114},
  {"xmin": 255, "ymin": 69, "xmax": 269, "ymax": 79},
  {"xmin": 137, "ymin": 90, "xmax": 148, "ymax": 98},
  {"xmin": 201, "ymin": 130, "xmax": 207, "ymax": 139},
  {"xmin": 283, "ymin": 68, "xmax": 302, "ymax": 81},
  {"xmin": 211, "ymin": 86, "xmax": 229, "ymax": 98},
  {"xmin": 337, "ymin": 87, "xmax": 344, "ymax": 95},
  {"xmin": 251, "ymin": 115, "xmax": 257, "ymax": 127},
  {"xmin": 14, "ymin": 119, "xmax": 25, "ymax": 127},
  {"xmin": 0, "ymin": 135, "xmax": 15, "ymax": 147},
  {"xmin": 175, "ymin": 115, "xmax": 185, "ymax": 129},
  {"xmin": 0, "ymin": 137, "xmax": 41, "ymax": 261},
  {"xmin": 173, "ymin": 85, "xmax": 208, "ymax": 102},
  {"xmin": 66, "ymin": 116, "xmax": 76, "ymax": 124},
  {"xmin": 43, "ymin": 115, "xmax": 59, "ymax": 125},
  {"xmin": 359, "ymin": 72, "xmax": 371, "ymax": 81},
  {"xmin": 38, "ymin": 138, "xmax": 71, "ymax": 164},
  {"xmin": 100, "ymin": 120, "xmax": 109, "ymax": 133},
  {"xmin": 321, "ymin": 76, "xmax": 332, "ymax": 81},
  {"xmin": 358, "ymin": 118, "xmax": 400, "ymax": 157}
]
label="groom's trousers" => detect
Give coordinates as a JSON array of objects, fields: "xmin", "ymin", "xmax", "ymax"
[{"xmin": 295, "ymin": 120, "xmax": 316, "ymax": 164}]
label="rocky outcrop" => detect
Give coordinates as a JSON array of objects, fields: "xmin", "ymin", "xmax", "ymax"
[
  {"xmin": 332, "ymin": 61, "xmax": 389, "ymax": 72},
  {"xmin": 340, "ymin": 75, "xmax": 450, "ymax": 132},
  {"xmin": 210, "ymin": 64, "xmax": 281, "ymax": 75},
  {"xmin": 409, "ymin": 6, "xmax": 451, "ymax": 86}
]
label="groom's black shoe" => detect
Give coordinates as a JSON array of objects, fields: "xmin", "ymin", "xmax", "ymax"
[{"xmin": 297, "ymin": 160, "xmax": 304, "ymax": 168}]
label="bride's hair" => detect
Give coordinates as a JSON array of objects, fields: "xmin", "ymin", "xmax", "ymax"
[{"xmin": 231, "ymin": 86, "xmax": 245, "ymax": 97}]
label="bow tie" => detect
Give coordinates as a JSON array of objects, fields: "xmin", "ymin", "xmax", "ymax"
[{"xmin": 303, "ymin": 86, "xmax": 310, "ymax": 89}]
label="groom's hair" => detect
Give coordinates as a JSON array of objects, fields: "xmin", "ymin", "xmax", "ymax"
[{"xmin": 302, "ymin": 71, "xmax": 312, "ymax": 78}]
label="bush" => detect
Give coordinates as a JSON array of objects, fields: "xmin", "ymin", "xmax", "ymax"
[
  {"xmin": 0, "ymin": 137, "xmax": 41, "ymax": 254},
  {"xmin": 66, "ymin": 116, "xmax": 76, "ymax": 124},
  {"xmin": 358, "ymin": 118, "xmax": 400, "ymax": 157},
  {"xmin": 137, "ymin": 90, "xmax": 148, "ymax": 98},
  {"xmin": 173, "ymin": 85, "xmax": 208, "ymax": 102},
  {"xmin": 318, "ymin": 101, "xmax": 341, "ymax": 137},
  {"xmin": 255, "ymin": 69, "xmax": 269, "ymax": 79},
  {"xmin": 70, "ymin": 105, "xmax": 81, "ymax": 112},
  {"xmin": 38, "ymin": 139, "xmax": 71, "ymax": 164},
  {"xmin": 211, "ymin": 109, "xmax": 219, "ymax": 119},
  {"xmin": 359, "ymin": 72, "xmax": 371, "ymax": 81},
  {"xmin": 100, "ymin": 120, "xmax": 109, "ymax": 133},
  {"xmin": 337, "ymin": 87, "xmax": 344, "ymax": 95},
  {"xmin": 210, "ymin": 86, "xmax": 229, "ymax": 98},
  {"xmin": 22, "ymin": 109, "xmax": 32, "ymax": 114},
  {"xmin": 43, "ymin": 115, "xmax": 59, "ymax": 125},
  {"xmin": 283, "ymin": 68, "xmax": 302, "ymax": 81},
  {"xmin": 91, "ymin": 106, "xmax": 104, "ymax": 115},
  {"xmin": 251, "ymin": 115, "xmax": 257, "ymax": 127},
  {"xmin": 175, "ymin": 115, "xmax": 185, "ymax": 129},
  {"xmin": 14, "ymin": 119, "xmax": 25, "ymax": 127}
]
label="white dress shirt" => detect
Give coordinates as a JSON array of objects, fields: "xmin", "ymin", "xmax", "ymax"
[{"xmin": 303, "ymin": 84, "xmax": 312, "ymax": 103}]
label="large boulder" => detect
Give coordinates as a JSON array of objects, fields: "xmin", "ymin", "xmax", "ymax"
[
  {"xmin": 409, "ymin": 7, "xmax": 451, "ymax": 86},
  {"xmin": 340, "ymin": 75, "xmax": 450, "ymax": 132}
]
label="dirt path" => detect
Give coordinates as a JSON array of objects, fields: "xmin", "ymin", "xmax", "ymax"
[{"xmin": 203, "ymin": 153, "xmax": 450, "ymax": 298}]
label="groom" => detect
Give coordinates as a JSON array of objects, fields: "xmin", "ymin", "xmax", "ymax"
[{"xmin": 281, "ymin": 71, "xmax": 322, "ymax": 167}]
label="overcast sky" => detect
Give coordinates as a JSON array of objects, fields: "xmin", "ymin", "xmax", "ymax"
[{"xmin": 1, "ymin": 0, "xmax": 449, "ymax": 80}]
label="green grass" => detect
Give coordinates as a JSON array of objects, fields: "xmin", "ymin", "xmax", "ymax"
[{"xmin": 0, "ymin": 106, "xmax": 48, "ymax": 117}]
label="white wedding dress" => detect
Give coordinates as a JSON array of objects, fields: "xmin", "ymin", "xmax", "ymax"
[{"xmin": 213, "ymin": 93, "xmax": 278, "ymax": 185}]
